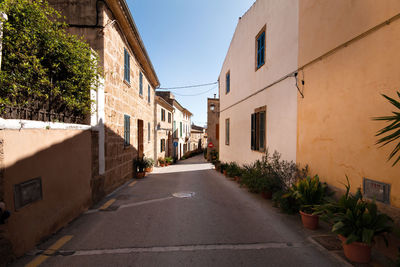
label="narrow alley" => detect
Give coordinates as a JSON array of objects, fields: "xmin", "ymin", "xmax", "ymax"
[{"xmin": 15, "ymin": 155, "xmax": 343, "ymax": 267}]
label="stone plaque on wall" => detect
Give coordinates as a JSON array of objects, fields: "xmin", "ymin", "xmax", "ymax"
[
  {"xmin": 363, "ymin": 178, "xmax": 390, "ymax": 204},
  {"xmin": 14, "ymin": 177, "xmax": 42, "ymax": 210}
]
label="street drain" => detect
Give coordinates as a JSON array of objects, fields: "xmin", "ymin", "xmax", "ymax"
[{"xmin": 172, "ymin": 192, "xmax": 195, "ymax": 198}]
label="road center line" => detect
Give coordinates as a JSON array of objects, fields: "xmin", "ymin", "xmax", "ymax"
[{"xmin": 69, "ymin": 242, "xmax": 309, "ymax": 256}]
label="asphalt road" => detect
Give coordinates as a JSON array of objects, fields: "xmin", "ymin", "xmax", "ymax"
[{"xmin": 14, "ymin": 155, "xmax": 344, "ymax": 267}]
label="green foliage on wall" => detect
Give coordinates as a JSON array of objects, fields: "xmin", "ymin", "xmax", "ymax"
[{"xmin": 0, "ymin": 0, "xmax": 99, "ymax": 118}]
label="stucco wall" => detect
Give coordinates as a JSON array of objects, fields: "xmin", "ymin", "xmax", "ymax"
[
  {"xmin": 297, "ymin": 0, "xmax": 400, "ymax": 208},
  {"xmin": 1, "ymin": 129, "xmax": 91, "ymax": 256},
  {"xmin": 219, "ymin": 0, "xmax": 298, "ymax": 165}
]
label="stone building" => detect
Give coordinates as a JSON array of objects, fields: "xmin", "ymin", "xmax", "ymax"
[
  {"xmin": 48, "ymin": 0, "xmax": 160, "ymax": 197},
  {"xmin": 154, "ymin": 96, "xmax": 173, "ymax": 163},
  {"xmin": 206, "ymin": 97, "xmax": 220, "ymax": 159},
  {"xmin": 190, "ymin": 124, "xmax": 206, "ymax": 150}
]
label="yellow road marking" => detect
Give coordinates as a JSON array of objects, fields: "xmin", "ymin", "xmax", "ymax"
[
  {"xmin": 25, "ymin": 235, "xmax": 73, "ymax": 267},
  {"xmin": 129, "ymin": 181, "xmax": 137, "ymax": 187},
  {"xmin": 99, "ymin": 199, "xmax": 115, "ymax": 210}
]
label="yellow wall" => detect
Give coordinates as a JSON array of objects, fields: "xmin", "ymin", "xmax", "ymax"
[{"xmin": 297, "ymin": 0, "xmax": 400, "ymax": 208}]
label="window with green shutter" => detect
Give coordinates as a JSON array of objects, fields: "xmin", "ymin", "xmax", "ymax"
[
  {"xmin": 124, "ymin": 48, "xmax": 130, "ymax": 83},
  {"xmin": 124, "ymin": 114, "xmax": 130, "ymax": 146},
  {"xmin": 148, "ymin": 85, "xmax": 151, "ymax": 103},
  {"xmin": 139, "ymin": 71, "xmax": 143, "ymax": 95},
  {"xmin": 180, "ymin": 122, "xmax": 182, "ymax": 137},
  {"xmin": 225, "ymin": 118, "xmax": 230, "ymax": 145},
  {"xmin": 148, "ymin": 122, "xmax": 151, "ymax": 142}
]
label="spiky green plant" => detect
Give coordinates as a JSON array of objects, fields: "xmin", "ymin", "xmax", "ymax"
[{"xmin": 374, "ymin": 92, "xmax": 400, "ymax": 166}]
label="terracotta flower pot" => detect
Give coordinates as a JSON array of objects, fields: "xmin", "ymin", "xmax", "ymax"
[
  {"xmin": 299, "ymin": 210, "xmax": 319, "ymax": 230},
  {"xmin": 145, "ymin": 167, "xmax": 152, "ymax": 173},
  {"xmin": 261, "ymin": 191, "xmax": 272, "ymax": 199},
  {"xmin": 223, "ymin": 170, "xmax": 227, "ymax": 176},
  {"xmin": 136, "ymin": 172, "xmax": 146, "ymax": 178},
  {"xmin": 338, "ymin": 235, "xmax": 371, "ymax": 263},
  {"xmin": 160, "ymin": 163, "xmax": 165, "ymax": 167},
  {"xmin": 235, "ymin": 176, "xmax": 241, "ymax": 183}
]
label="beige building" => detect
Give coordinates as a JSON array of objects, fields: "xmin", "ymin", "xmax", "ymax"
[
  {"xmin": 218, "ymin": 0, "xmax": 298, "ymax": 165},
  {"xmin": 296, "ymin": 0, "xmax": 400, "ymax": 213},
  {"xmin": 206, "ymin": 97, "xmax": 220, "ymax": 159},
  {"xmin": 154, "ymin": 96, "xmax": 173, "ymax": 162}
]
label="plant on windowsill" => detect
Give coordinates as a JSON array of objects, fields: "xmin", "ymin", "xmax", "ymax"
[
  {"xmin": 285, "ymin": 175, "xmax": 328, "ymax": 230},
  {"xmin": 133, "ymin": 156, "xmax": 147, "ymax": 178},
  {"xmin": 314, "ymin": 177, "xmax": 393, "ymax": 263},
  {"xmin": 158, "ymin": 157, "xmax": 165, "ymax": 167}
]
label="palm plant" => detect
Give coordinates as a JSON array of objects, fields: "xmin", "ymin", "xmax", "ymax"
[{"xmin": 374, "ymin": 92, "xmax": 400, "ymax": 166}]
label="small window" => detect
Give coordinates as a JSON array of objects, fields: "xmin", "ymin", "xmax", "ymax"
[
  {"xmin": 251, "ymin": 106, "xmax": 266, "ymax": 151},
  {"xmin": 180, "ymin": 122, "xmax": 182, "ymax": 137},
  {"xmin": 148, "ymin": 85, "xmax": 151, "ymax": 103},
  {"xmin": 256, "ymin": 28, "xmax": 266, "ymax": 69},
  {"xmin": 148, "ymin": 122, "xmax": 151, "ymax": 142},
  {"xmin": 139, "ymin": 71, "xmax": 143, "ymax": 96},
  {"xmin": 161, "ymin": 109, "xmax": 165, "ymax": 121},
  {"xmin": 124, "ymin": 48, "xmax": 130, "ymax": 83},
  {"xmin": 225, "ymin": 119, "xmax": 230, "ymax": 145},
  {"xmin": 124, "ymin": 114, "xmax": 130, "ymax": 146},
  {"xmin": 168, "ymin": 112, "xmax": 171, "ymax": 123},
  {"xmin": 226, "ymin": 71, "xmax": 230, "ymax": 94},
  {"xmin": 210, "ymin": 104, "xmax": 215, "ymax": 111}
]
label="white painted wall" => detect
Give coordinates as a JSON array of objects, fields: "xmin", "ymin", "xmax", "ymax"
[{"xmin": 219, "ymin": 0, "xmax": 298, "ymax": 165}]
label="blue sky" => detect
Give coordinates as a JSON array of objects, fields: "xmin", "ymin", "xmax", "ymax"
[{"xmin": 128, "ymin": 0, "xmax": 255, "ymax": 127}]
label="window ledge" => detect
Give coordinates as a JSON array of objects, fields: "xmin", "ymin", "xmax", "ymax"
[{"xmin": 123, "ymin": 80, "xmax": 131, "ymax": 87}]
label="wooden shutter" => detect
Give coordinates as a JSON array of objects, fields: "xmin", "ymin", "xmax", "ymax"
[
  {"xmin": 216, "ymin": 123, "xmax": 219, "ymax": 140},
  {"xmin": 259, "ymin": 111, "xmax": 265, "ymax": 151},
  {"xmin": 251, "ymin": 113, "xmax": 256, "ymax": 150},
  {"xmin": 124, "ymin": 114, "xmax": 130, "ymax": 146}
]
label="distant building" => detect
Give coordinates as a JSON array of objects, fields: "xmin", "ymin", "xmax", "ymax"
[
  {"xmin": 190, "ymin": 124, "xmax": 206, "ymax": 150},
  {"xmin": 156, "ymin": 91, "xmax": 192, "ymax": 159},
  {"xmin": 154, "ymin": 96, "xmax": 174, "ymax": 163},
  {"xmin": 207, "ymin": 97, "xmax": 220, "ymax": 160}
]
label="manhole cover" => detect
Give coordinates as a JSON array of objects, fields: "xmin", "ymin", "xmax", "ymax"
[
  {"xmin": 312, "ymin": 235, "xmax": 342, "ymax": 251},
  {"xmin": 172, "ymin": 192, "xmax": 195, "ymax": 198}
]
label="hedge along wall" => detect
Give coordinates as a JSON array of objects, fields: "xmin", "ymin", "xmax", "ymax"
[{"xmin": 0, "ymin": 0, "xmax": 100, "ymax": 124}]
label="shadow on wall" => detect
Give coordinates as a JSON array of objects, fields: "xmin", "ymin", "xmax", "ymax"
[{"xmin": 0, "ymin": 124, "xmax": 138, "ymax": 262}]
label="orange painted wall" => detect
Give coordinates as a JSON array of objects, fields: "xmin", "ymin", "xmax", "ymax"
[{"xmin": 297, "ymin": 1, "xmax": 400, "ymax": 208}]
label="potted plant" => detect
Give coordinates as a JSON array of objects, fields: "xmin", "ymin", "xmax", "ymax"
[
  {"xmin": 165, "ymin": 157, "xmax": 172, "ymax": 166},
  {"xmin": 158, "ymin": 157, "xmax": 165, "ymax": 167},
  {"xmin": 133, "ymin": 156, "xmax": 147, "ymax": 178},
  {"xmin": 144, "ymin": 157, "xmax": 154, "ymax": 172},
  {"xmin": 227, "ymin": 162, "xmax": 242, "ymax": 181},
  {"xmin": 316, "ymin": 177, "xmax": 393, "ymax": 263},
  {"xmin": 288, "ymin": 175, "xmax": 328, "ymax": 230}
]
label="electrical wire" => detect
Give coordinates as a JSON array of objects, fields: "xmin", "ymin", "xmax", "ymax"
[
  {"xmin": 158, "ymin": 81, "xmax": 217, "ymax": 90},
  {"xmin": 171, "ymin": 84, "xmax": 218, "ymax": 97}
]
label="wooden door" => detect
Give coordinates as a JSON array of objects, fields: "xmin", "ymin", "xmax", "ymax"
[{"xmin": 138, "ymin": 119, "xmax": 144, "ymax": 157}]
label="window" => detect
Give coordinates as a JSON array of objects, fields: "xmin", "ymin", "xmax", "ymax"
[
  {"xmin": 161, "ymin": 108, "xmax": 165, "ymax": 121},
  {"xmin": 124, "ymin": 114, "xmax": 130, "ymax": 146},
  {"xmin": 225, "ymin": 119, "xmax": 230, "ymax": 145},
  {"xmin": 168, "ymin": 112, "xmax": 171, "ymax": 123},
  {"xmin": 139, "ymin": 71, "xmax": 143, "ymax": 96},
  {"xmin": 148, "ymin": 122, "xmax": 151, "ymax": 142},
  {"xmin": 256, "ymin": 28, "xmax": 266, "ymax": 69},
  {"xmin": 210, "ymin": 104, "xmax": 215, "ymax": 111},
  {"xmin": 226, "ymin": 71, "xmax": 230, "ymax": 94},
  {"xmin": 173, "ymin": 121, "xmax": 177, "ymax": 138},
  {"xmin": 216, "ymin": 123, "xmax": 219, "ymax": 140},
  {"xmin": 251, "ymin": 106, "xmax": 266, "ymax": 151},
  {"xmin": 148, "ymin": 85, "xmax": 151, "ymax": 103},
  {"xmin": 160, "ymin": 139, "xmax": 165, "ymax": 152},
  {"xmin": 180, "ymin": 122, "xmax": 182, "ymax": 137},
  {"xmin": 124, "ymin": 48, "xmax": 130, "ymax": 83}
]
